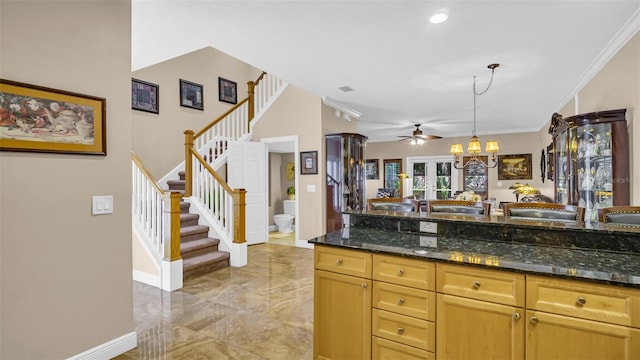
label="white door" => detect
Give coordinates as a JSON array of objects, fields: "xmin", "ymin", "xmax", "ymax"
[{"xmin": 227, "ymin": 141, "xmax": 267, "ymax": 245}]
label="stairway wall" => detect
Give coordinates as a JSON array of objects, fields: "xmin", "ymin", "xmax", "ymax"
[
  {"xmin": 0, "ymin": 1, "xmax": 134, "ymax": 358},
  {"xmin": 132, "ymin": 47, "xmax": 262, "ymax": 179}
]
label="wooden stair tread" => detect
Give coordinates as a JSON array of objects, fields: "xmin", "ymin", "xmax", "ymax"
[{"xmin": 180, "ymin": 225, "xmax": 209, "ymax": 236}]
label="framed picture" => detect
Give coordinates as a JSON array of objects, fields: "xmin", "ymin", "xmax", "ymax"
[
  {"xmin": 498, "ymin": 154, "xmax": 533, "ymax": 180},
  {"xmin": 131, "ymin": 78, "xmax": 159, "ymax": 114},
  {"xmin": 365, "ymin": 159, "xmax": 379, "ymax": 180},
  {"xmin": 300, "ymin": 150, "xmax": 318, "ymax": 175},
  {"xmin": 179, "ymin": 79, "xmax": 203, "ymax": 110},
  {"xmin": 218, "ymin": 77, "xmax": 237, "ymax": 105},
  {"xmin": 463, "ymin": 156, "xmax": 488, "ymax": 197},
  {"xmin": 0, "ymin": 79, "xmax": 106, "ymax": 156},
  {"xmin": 546, "ymin": 144, "xmax": 554, "ymax": 181}
]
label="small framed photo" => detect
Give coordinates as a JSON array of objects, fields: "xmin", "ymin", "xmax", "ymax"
[
  {"xmin": 300, "ymin": 151, "xmax": 318, "ymax": 175},
  {"xmin": 218, "ymin": 77, "xmax": 237, "ymax": 105},
  {"xmin": 179, "ymin": 79, "xmax": 203, "ymax": 110},
  {"xmin": 131, "ymin": 78, "xmax": 159, "ymax": 114},
  {"xmin": 365, "ymin": 159, "xmax": 379, "ymax": 180}
]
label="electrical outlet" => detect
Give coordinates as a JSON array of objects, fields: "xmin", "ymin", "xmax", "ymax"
[
  {"xmin": 420, "ymin": 236, "xmax": 438, "ymax": 248},
  {"xmin": 419, "ymin": 221, "xmax": 437, "ymax": 233}
]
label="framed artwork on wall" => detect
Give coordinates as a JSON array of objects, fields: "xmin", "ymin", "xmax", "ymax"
[
  {"xmin": 218, "ymin": 77, "xmax": 237, "ymax": 105},
  {"xmin": 498, "ymin": 153, "xmax": 533, "ymax": 180},
  {"xmin": 131, "ymin": 78, "xmax": 159, "ymax": 114},
  {"xmin": 179, "ymin": 79, "xmax": 203, "ymax": 110},
  {"xmin": 300, "ymin": 151, "xmax": 318, "ymax": 175},
  {"xmin": 0, "ymin": 79, "xmax": 106, "ymax": 156},
  {"xmin": 365, "ymin": 159, "xmax": 379, "ymax": 180}
]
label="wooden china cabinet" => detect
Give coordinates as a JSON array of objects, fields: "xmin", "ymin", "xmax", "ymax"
[{"xmin": 548, "ymin": 109, "xmax": 629, "ymax": 222}]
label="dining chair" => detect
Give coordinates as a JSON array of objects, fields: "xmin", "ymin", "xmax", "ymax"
[
  {"xmin": 504, "ymin": 203, "xmax": 585, "ymax": 222},
  {"xmin": 425, "ymin": 200, "xmax": 490, "ymax": 216},
  {"xmin": 598, "ymin": 206, "xmax": 640, "ymax": 226}
]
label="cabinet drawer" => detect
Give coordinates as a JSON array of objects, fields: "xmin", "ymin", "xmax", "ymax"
[
  {"xmin": 373, "ymin": 254, "xmax": 435, "ymax": 290},
  {"xmin": 372, "ymin": 309, "xmax": 435, "ymax": 352},
  {"xmin": 373, "ymin": 282, "xmax": 436, "ymax": 321},
  {"xmin": 373, "ymin": 336, "xmax": 434, "ymax": 360},
  {"xmin": 527, "ymin": 275, "xmax": 640, "ymax": 327},
  {"xmin": 314, "ymin": 245, "xmax": 371, "ymax": 278},
  {"xmin": 436, "ymin": 263, "xmax": 525, "ymax": 307}
]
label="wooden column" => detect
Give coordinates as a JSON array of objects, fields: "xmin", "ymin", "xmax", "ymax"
[
  {"xmin": 247, "ymin": 80, "xmax": 255, "ymax": 123},
  {"xmin": 184, "ymin": 130, "xmax": 194, "ymax": 197},
  {"xmin": 233, "ymin": 188, "xmax": 247, "ymax": 243},
  {"xmin": 164, "ymin": 192, "xmax": 182, "ymax": 261}
]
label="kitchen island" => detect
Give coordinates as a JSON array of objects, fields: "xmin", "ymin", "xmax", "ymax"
[{"xmin": 309, "ymin": 211, "xmax": 640, "ymax": 360}]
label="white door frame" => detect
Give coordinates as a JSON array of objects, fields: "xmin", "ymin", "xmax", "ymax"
[{"xmin": 261, "ymin": 136, "xmax": 301, "ymax": 246}]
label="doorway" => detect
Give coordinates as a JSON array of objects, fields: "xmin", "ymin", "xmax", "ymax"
[{"xmin": 262, "ymin": 136, "xmax": 299, "ymax": 247}]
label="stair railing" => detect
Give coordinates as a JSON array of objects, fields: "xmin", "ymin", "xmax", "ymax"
[
  {"xmin": 131, "ymin": 152, "xmax": 182, "ymax": 288},
  {"xmin": 183, "ymin": 72, "xmax": 284, "ymax": 245}
]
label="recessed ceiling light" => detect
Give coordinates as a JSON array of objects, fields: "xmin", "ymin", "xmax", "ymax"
[{"xmin": 430, "ymin": 12, "xmax": 448, "ymax": 24}]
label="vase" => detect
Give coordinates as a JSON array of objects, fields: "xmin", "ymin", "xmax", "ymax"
[{"xmin": 288, "ymin": 194, "xmax": 295, "ymax": 200}]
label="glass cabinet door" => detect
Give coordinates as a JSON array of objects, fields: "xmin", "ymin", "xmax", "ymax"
[
  {"xmin": 572, "ymin": 123, "xmax": 614, "ymax": 222},
  {"xmin": 554, "ymin": 129, "xmax": 569, "ymax": 205}
]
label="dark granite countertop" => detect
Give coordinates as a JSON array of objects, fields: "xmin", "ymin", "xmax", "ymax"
[{"xmin": 309, "ymin": 227, "xmax": 640, "ymax": 288}]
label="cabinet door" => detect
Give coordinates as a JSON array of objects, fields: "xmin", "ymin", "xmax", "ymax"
[
  {"xmin": 554, "ymin": 128, "xmax": 570, "ymax": 204},
  {"xmin": 437, "ymin": 294, "xmax": 524, "ymax": 360},
  {"xmin": 314, "ymin": 270, "xmax": 371, "ymax": 360},
  {"xmin": 526, "ymin": 310, "xmax": 640, "ymax": 360}
]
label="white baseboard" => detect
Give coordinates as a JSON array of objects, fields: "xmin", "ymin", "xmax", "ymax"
[
  {"xmin": 133, "ymin": 269, "xmax": 161, "ymax": 288},
  {"xmin": 67, "ymin": 331, "xmax": 137, "ymax": 360}
]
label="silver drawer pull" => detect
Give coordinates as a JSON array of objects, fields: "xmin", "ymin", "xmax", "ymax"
[
  {"xmin": 513, "ymin": 313, "xmax": 521, "ymax": 321},
  {"xmin": 530, "ymin": 316, "xmax": 539, "ymax": 325},
  {"xmin": 576, "ymin": 296, "xmax": 586, "ymax": 305},
  {"xmin": 472, "ymin": 281, "xmax": 481, "ymax": 289},
  {"xmin": 398, "ymin": 298, "xmax": 405, "ymax": 305},
  {"xmin": 336, "ymin": 258, "xmax": 343, "ymax": 265},
  {"xmin": 397, "ymin": 327, "xmax": 405, "ymax": 335},
  {"xmin": 397, "ymin": 268, "xmax": 405, "ymax": 275}
]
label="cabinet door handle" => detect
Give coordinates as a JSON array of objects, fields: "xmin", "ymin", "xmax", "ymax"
[
  {"xmin": 397, "ymin": 327, "xmax": 405, "ymax": 335},
  {"xmin": 472, "ymin": 281, "xmax": 481, "ymax": 289},
  {"xmin": 362, "ymin": 283, "xmax": 368, "ymax": 289},
  {"xmin": 397, "ymin": 268, "xmax": 405, "ymax": 275},
  {"xmin": 398, "ymin": 298, "xmax": 405, "ymax": 305},
  {"xmin": 513, "ymin": 313, "xmax": 521, "ymax": 321},
  {"xmin": 576, "ymin": 296, "xmax": 586, "ymax": 305},
  {"xmin": 336, "ymin": 258, "xmax": 343, "ymax": 265},
  {"xmin": 530, "ymin": 316, "xmax": 539, "ymax": 325}
]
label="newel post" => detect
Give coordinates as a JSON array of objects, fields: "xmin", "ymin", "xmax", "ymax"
[
  {"xmin": 165, "ymin": 192, "xmax": 183, "ymax": 261},
  {"xmin": 233, "ymin": 188, "xmax": 247, "ymax": 244},
  {"xmin": 184, "ymin": 130, "xmax": 194, "ymax": 197},
  {"xmin": 247, "ymin": 80, "xmax": 255, "ymax": 124}
]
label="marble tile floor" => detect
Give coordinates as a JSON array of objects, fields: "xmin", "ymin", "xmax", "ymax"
[
  {"xmin": 268, "ymin": 231, "xmax": 295, "ymax": 247},
  {"xmin": 114, "ymin": 243, "xmax": 314, "ymax": 359}
]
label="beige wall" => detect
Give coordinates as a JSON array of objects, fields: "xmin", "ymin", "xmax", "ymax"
[
  {"xmin": 132, "ymin": 47, "xmax": 262, "ymax": 178},
  {"xmin": 558, "ymin": 31, "xmax": 639, "ymax": 203},
  {"xmin": 252, "ymin": 85, "xmax": 324, "ymax": 239},
  {"xmin": 366, "ymin": 130, "xmax": 552, "ymax": 205},
  {"xmin": 1, "ymin": 1, "xmax": 133, "ymax": 358}
]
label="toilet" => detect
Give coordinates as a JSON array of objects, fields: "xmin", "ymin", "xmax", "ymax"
[{"xmin": 274, "ymin": 200, "xmax": 296, "ymax": 233}]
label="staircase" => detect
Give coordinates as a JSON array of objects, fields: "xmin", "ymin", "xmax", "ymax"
[{"xmin": 168, "ymin": 171, "xmax": 230, "ymax": 280}]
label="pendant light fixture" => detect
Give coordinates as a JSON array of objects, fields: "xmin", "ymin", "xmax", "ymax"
[{"xmin": 451, "ymin": 63, "xmax": 500, "ymax": 169}]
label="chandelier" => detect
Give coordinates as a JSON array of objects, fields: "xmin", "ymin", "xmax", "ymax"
[{"xmin": 451, "ymin": 64, "xmax": 500, "ymax": 169}]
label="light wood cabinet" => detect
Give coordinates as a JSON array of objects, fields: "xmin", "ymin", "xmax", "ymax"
[
  {"xmin": 314, "ymin": 246, "xmax": 372, "ymax": 360},
  {"xmin": 436, "ymin": 264, "xmax": 525, "ymax": 359},
  {"xmin": 526, "ymin": 275, "xmax": 640, "ymax": 359},
  {"xmin": 373, "ymin": 337, "xmax": 435, "ymax": 360}
]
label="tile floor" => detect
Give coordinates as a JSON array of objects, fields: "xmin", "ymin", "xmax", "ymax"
[{"xmin": 114, "ymin": 242, "xmax": 313, "ymax": 359}]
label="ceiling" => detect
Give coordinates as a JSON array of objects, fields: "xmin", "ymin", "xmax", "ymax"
[{"xmin": 132, "ymin": 1, "xmax": 640, "ymax": 143}]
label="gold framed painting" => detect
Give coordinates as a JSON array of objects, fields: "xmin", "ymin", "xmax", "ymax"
[{"xmin": 0, "ymin": 79, "xmax": 106, "ymax": 155}]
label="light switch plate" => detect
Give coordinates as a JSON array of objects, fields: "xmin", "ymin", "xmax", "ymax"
[
  {"xmin": 307, "ymin": 184, "xmax": 316, "ymax": 192},
  {"xmin": 92, "ymin": 195, "xmax": 113, "ymax": 215}
]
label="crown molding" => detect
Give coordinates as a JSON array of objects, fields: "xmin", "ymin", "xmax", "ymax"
[
  {"xmin": 554, "ymin": 6, "xmax": 640, "ymax": 114},
  {"xmin": 322, "ymin": 97, "xmax": 362, "ymax": 119}
]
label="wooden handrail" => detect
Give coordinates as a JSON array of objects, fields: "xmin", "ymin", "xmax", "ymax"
[
  {"xmin": 131, "ymin": 152, "xmax": 166, "ymax": 195},
  {"xmin": 254, "ymin": 71, "xmax": 267, "ymax": 85},
  {"xmin": 190, "ymin": 148, "xmax": 234, "ymax": 194},
  {"xmin": 194, "ymin": 97, "xmax": 249, "ymax": 139}
]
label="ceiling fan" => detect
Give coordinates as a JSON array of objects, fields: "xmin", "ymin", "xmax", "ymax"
[{"xmin": 398, "ymin": 124, "xmax": 442, "ymax": 144}]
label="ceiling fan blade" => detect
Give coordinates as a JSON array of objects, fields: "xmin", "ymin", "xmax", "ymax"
[{"xmin": 416, "ymin": 134, "xmax": 443, "ymax": 140}]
